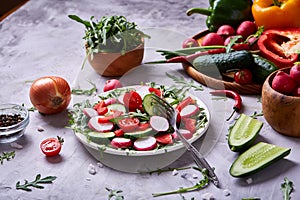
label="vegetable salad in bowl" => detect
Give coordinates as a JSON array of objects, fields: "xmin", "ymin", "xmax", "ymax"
[{"xmin": 69, "ymin": 82, "xmax": 210, "ymax": 173}]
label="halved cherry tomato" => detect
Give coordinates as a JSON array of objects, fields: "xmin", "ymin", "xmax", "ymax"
[
  {"xmin": 118, "ymin": 117, "xmax": 140, "ymax": 132},
  {"xmin": 234, "ymin": 68, "xmax": 253, "ymax": 85},
  {"xmin": 148, "ymin": 87, "xmax": 162, "ymax": 97},
  {"xmin": 40, "ymin": 137, "xmax": 62, "ymax": 157},
  {"xmin": 123, "ymin": 91, "xmax": 143, "ymax": 112},
  {"xmin": 155, "ymin": 133, "xmax": 173, "ymax": 145}
]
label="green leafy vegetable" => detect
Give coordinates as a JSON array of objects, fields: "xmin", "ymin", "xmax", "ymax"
[
  {"xmin": 0, "ymin": 151, "xmax": 15, "ymax": 164},
  {"xmin": 152, "ymin": 168, "xmax": 209, "ymax": 197},
  {"xmin": 106, "ymin": 187, "xmax": 124, "ymax": 200},
  {"xmin": 16, "ymin": 174, "xmax": 56, "ymax": 191},
  {"xmin": 281, "ymin": 177, "xmax": 294, "ymax": 200},
  {"xmin": 68, "ymin": 15, "xmax": 149, "ymax": 55},
  {"xmin": 68, "ymin": 100, "xmax": 92, "ymax": 133},
  {"xmin": 250, "ymin": 111, "xmax": 264, "ymax": 119}
]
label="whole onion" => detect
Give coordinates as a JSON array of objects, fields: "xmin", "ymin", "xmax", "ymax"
[{"xmin": 29, "ymin": 76, "xmax": 71, "ymax": 114}]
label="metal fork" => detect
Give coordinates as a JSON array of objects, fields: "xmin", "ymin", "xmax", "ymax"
[{"xmin": 150, "ymin": 94, "xmax": 220, "ymax": 187}]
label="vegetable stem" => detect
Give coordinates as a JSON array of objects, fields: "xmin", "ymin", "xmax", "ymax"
[{"xmin": 186, "ymin": 7, "xmax": 212, "ymax": 16}]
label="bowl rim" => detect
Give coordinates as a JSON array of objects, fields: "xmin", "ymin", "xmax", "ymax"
[
  {"xmin": 0, "ymin": 103, "xmax": 29, "ymax": 131},
  {"xmin": 74, "ymin": 85, "xmax": 211, "ymax": 157}
]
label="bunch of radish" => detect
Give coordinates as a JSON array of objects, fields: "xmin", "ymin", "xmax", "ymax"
[
  {"xmin": 201, "ymin": 21, "xmax": 258, "ymax": 51},
  {"xmin": 271, "ymin": 64, "xmax": 300, "ymax": 96}
]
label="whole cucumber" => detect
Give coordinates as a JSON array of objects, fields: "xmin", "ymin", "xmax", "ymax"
[
  {"xmin": 252, "ymin": 54, "xmax": 278, "ymax": 84},
  {"xmin": 192, "ymin": 50, "xmax": 254, "ymax": 78}
]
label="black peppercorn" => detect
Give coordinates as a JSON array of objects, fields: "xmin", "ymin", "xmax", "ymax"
[{"xmin": 0, "ymin": 114, "xmax": 24, "ymax": 127}]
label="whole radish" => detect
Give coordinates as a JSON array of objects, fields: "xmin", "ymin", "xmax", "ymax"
[
  {"xmin": 201, "ymin": 33, "xmax": 224, "ymax": 46},
  {"xmin": 272, "ymin": 71, "xmax": 297, "ymax": 95},
  {"xmin": 182, "ymin": 38, "xmax": 199, "ymax": 48},
  {"xmin": 103, "ymin": 79, "xmax": 122, "ymax": 92},
  {"xmin": 290, "ymin": 64, "xmax": 300, "ymax": 85},
  {"xmin": 247, "ymin": 36, "xmax": 259, "ymax": 51},
  {"xmin": 217, "ymin": 25, "xmax": 235, "ymax": 37},
  {"xmin": 236, "ymin": 21, "xmax": 257, "ymax": 39}
]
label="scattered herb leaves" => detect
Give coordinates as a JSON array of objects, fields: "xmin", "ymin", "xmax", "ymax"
[
  {"xmin": 152, "ymin": 168, "xmax": 209, "ymax": 197},
  {"xmin": 72, "ymin": 80, "xmax": 97, "ymax": 96},
  {"xmin": 281, "ymin": 177, "xmax": 294, "ymax": 200},
  {"xmin": 250, "ymin": 111, "xmax": 264, "ymax": 119},
  {"xmin": 148, "ymin": 167, "xmax": 191, "ymax": 175},
  {"xmin": 166, "ymin": 73, "xmax": 203, "ymax": 92},
  {"xmin": 0, "ymin": 151, "xmax": 15, "ymax": 164},
  {"xmin": 106, "ymin": 187, "xmax": 124, "ymax": 200},
  {"xmin": 16, "ymin": 174, "xmax": 56, "ymax": 191}
]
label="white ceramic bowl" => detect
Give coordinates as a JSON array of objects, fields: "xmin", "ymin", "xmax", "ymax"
[
  {"xmin": 0, "ymin": 104, "xmax": 29, "ymax": 143},
  {"xmin": 73, "ymin": 86, "xmax": 210, "ymax": 173}
]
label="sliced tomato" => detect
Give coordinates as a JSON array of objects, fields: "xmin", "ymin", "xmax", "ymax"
[
  {"xmin": 148, "ymin": 87, "xmax": 162, "ymax": 97},
  {"xmin": 94, "ymin": 100, "xmax": 108, "ymax": 115},
  {"xmin": 138, "ymin": 122, "xmax": 150, "ymax": 131},
  {"xmin": 114, "ymin": 129, "xmax": 125, "ymax": 137},
  {"xmin": 155, "ymin": 133, "xmax": 173, "ymax": 145},
  {"xmin": 98, "ymin": 110, "xmax": 123, "ymax": 123},
  {"xmin": 118, "ymin": 117, "xmax": 140, "ymax": 132},
  {"xmin": 40, "ymin": 138, "xmax": 62, "ymax": 157},
  {"xmin": 182, "ymin": 118, "xmax": 197, "ymax": 133},
  {"xmin": 176, "ymin": 96, "xmax": 195, "ymax": 112},
  {"xmin": 123, "ymin": 91, "xmax": 143, "ymax": 112}
]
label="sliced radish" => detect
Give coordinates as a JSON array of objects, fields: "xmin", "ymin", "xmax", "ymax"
[
  {"xmin": 180, "ymin": 104, "xmax": 199, "ymax": 118},
  {"xmin": 133, "ymin": 136, "xmax": 157, "ymax": 151},
  {"xmin": 111, "ymin": 137, "xmax": 132, "ymax": 149},
  {"xmin": 83, "ymin": 107, "xmax": 99, "ymax": 118},
  {"xmin": 155, "ymin": 133, "xmax": 173, "ymax": 145},
  {"xmin": 88, "ymin": 116, "xmax": 114, "ymax": 132},
  {"xmin": 172, "ymin": 129, "xmax": 193, "ymax": 140},
  {"xmin": 150, "ymin": 116, "xmax": 169, "ymax": 132},
  {"xmin": 104, "ymin": 98, "xmax": 117, "ymax": 106}
]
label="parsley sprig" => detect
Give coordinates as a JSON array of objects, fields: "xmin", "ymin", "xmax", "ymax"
[
  {"xmin": 16, "ymin": 174, "xmax": 56, "ymax": 191},
  {"xmin": 281, "ymin": 177, "xmax": 294, "ymax": 200},
  {"xmin": 152, "ymin": 167, "xmax": 209, "ymax": 197},
  {"xmin": 106, "ymin": 187, "xmax": 124, "ymax": 200},
  {"xmin": 0, "ymin": 151, "xmax": 15, "ymax": 164}
]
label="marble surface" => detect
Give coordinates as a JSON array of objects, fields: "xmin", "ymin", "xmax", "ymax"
[{"xmin": 1, "ymin": 1, "xmax": 300, "ymax": 200}]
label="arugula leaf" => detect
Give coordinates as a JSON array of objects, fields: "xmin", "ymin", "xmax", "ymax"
[
  {"xmin": 152, "ymin": 168, "xmax": 209, "ymax": 197},
  {"xmin": 72, "ymin": 80, "xmax": 97, "ymax": 96},
  {"xmin": 16, "ymin": 174, "xmax": 56, "ymax": 191},
  {"xmin": 106, "ymin": 187, "xmax": 124, "ymax": 200},
  {"xmin": 281, "ymin": 177, "xmax": 294, "ymax": 200},
  {"xmin": 0, "ymin": 151, "xmax": 15, "ymax": 164}
]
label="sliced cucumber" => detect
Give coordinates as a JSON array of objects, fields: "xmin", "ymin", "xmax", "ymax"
[
  {"xmin": 143, "ymin": 94, "xmax": 167, "ymax": 116},
  {"xmin": 230, "ymin": 142, "xmax": 291, "ymax": 177},
  {"xmin": 87, "ymin": 131, "xmax": 115, "ymax": 144},
  {"xmin": 107, "ymin": 103, "xmax": 127, "ymax": 113},
  {"xmin": 124, "ymin": 128, "xmax": 155, "ymax": 139},
  {"xmin": 228, "ymin": 114, "xmax": 263, "ymax": 152}
]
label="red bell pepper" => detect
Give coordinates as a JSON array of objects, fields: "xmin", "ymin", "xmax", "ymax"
[{"xmin": 257, "ymin": 28, "xmax": 299, "ymax": 68}]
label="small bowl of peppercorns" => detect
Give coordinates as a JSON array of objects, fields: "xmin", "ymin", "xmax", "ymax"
[{"xmin": 0, "ymin": 104, "xmax": 29, "ymax": 143}]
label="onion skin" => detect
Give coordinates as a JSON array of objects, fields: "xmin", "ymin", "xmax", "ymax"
[{"xmin": 29, "ymin": 76, "xmax": 71, "ymax": 114}]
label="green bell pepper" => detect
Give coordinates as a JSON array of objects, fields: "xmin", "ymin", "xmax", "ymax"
[{"xmin": 187, "ymin": 0, "xmax": 253, "ymax": 32}]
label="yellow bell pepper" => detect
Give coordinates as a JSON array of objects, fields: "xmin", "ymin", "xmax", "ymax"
[{"xmin": 252, "ymin": 0, "xmax": 300, "ymax": 30}]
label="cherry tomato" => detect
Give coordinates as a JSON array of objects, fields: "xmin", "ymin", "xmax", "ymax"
[
  {"xmin": 155, "ymin": 133, "xmax": 173, "ymax": 145},
  {"xmin": 94, "ymin": 100, "xmax": 108, "ymax": 115},
  {"xmin": 148, "ymin": 87, "xmax": 162, "ymax": 97},
  {"xmin": 40, "ymin": 137, "xmax": 62, "ymax": 157},
  {"xmin": 176, "ymin": 96, "xmax": 195, "ymax": 112},
  {"xmin": 118, "ymin": 117, "xmax": 140, "ymax": 132},
  {"xmin": 123, "ymin": 91, "xmax": 143, "ymax": 112},
  {"xmin": 114, "ymin": 129, "xmax": 125, "ymax": 137},
  {"xmin": 234, "ymin": 69, "xmax": 253, "ymax": 85},
  {"xmin": 103, "ymin": 79, "xmax": 122, "ymax": 92},
  {"xmin": 98, "ymin": 110, "xmax": 123, "ymax": 123},
  {"xmin": 137, "ymin": 122, "xmax": 150, "ymax": 131}
]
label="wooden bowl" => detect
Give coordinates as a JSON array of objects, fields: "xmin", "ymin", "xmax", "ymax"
[
  {"xmin": 87, "ymin": 42, "xmax": 144, "ymax": 77},
  {"xmin": 183, "ymin": 30, "xmax": 262, "ymax": 95},
  {"xmin": 262, "ymin": 67, "xmax": 300, "ymax": 137}
]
